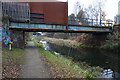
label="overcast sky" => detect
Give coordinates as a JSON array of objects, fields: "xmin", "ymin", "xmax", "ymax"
[{"xmin": 58, "ymin": 0, "xmax": 120, "ymax": 20}]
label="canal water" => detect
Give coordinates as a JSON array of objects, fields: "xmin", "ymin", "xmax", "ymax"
[{"xmin": 41, "ymin": 40, "xmax": 120, "ymax": 78}]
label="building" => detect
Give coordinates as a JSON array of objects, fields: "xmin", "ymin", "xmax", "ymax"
[
  {"xmin": 114, "ymin": 1, "xmax": 120, "ymax": 24},
  {"xmin": 118, "ymin": 1, "xmax": 120, "ymax": 15},
  {"xmin": 29, "ymin": 2, "xmax": 68, "ymax": 25},
  {"xmin": 2, "ymin": 1, "xmax": 68, "ymax": 25},
  {"xmin": 118, "ymin": 1, "xmax": 120, "ymax": 24}
]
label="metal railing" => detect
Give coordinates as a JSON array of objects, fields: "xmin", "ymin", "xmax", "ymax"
[{"xmin": 68, "ymin": 17, "xmax": 113, "ymax": 27}]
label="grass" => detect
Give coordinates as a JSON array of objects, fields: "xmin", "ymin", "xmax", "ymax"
[
  {"xmin": 34, "ymin": 41, "xmax": 102, "ymax": 79},
  {"xmin": 2, "ymin": 47, "xmax": 25, "ymax": 64},
  {"xmin": 2, "ymin": 47, "xmax": 25, "ymax": 78}
]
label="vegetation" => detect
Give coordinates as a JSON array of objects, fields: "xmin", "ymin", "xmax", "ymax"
[
  {"xmin": 102, "ymin": 26, "xmax": 120, "ymax": 49},
  {"xmin": 102, "ymin": 40, "xmax": 119, "ymax": 49},
  {"xmin": 2, "ymin": 15, "xmax": 11, "ymax": 23},
  {"xmin": 43, "ymin": 0, "xmax": 118, "ymax": 49},
  {"xmin": 2, "ymin": 47, "xmax": 25, "ymax": 78},
  {"xmin": 44, "ymin": 37, "xmax": 100, "ymax": 48},
  {"xmin": 45, "ymin": 35, "xmax": 120, "ymax": 49},
  {"xmin": 34, "ymin": 41, "xmax": 102, "ymax": 79}
]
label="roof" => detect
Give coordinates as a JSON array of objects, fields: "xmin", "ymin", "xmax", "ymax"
[{"xmin": 2, "ymin": 0, "xmax": 62, "ymax": 2}]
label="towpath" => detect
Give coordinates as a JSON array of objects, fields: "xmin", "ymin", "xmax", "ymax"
[{"xmin": 21, "ymin": 41, "xmax": 52, "ymax": 78}]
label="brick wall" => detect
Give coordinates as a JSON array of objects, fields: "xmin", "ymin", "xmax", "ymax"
[{"xmin": 10, "ymin": 30, "xmax": 25, "ymax": 48}]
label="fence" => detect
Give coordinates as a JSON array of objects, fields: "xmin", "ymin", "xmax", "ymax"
[{"xmin": 68, "ymin": 17, "xmax": 113, "ymax": 27}]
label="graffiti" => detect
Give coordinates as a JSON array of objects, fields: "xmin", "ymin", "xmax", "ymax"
[
  {"xmin": 0, "ymin": 27, "xmax": 2, "ymax": 41},
  {"xmin": 0, "ymin": 26, "xmax": 24, "ymax": 48},
  {"xmin": 0, "ymin": 27, "xmax": 2, "ymax": 48},
  {"xmin": 0, "ymin": 26, "xmax": 11, "ymax": 45}
]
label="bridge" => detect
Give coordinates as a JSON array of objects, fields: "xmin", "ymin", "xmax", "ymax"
[
  {"xmin": 1, "ymin": 1, "xmax": 113, "ymax": 48},
  {"xmin": 1, "ymin": 2, "xmax": 113, "ymax": 34},
  {"xmin": 8, "ymin": 12, "xmax": 113, "ymax": 33},
  {"xmin": 9, "ymin": 22, "xmax": 112, "ymax": 33},
  {"xmin": 1, "ymin": 2, "xmax": 113, "ymax": 33}
]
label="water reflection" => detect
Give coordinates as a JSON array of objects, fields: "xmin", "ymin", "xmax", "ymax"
[{"xmin": 40, "ymin": 40, "xmax": 120, "ymax": 78}]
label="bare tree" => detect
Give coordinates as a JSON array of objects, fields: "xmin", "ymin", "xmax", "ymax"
[
  {"xmin": 84, "ymin": 0, "xmax": 107, "ymax": 26},
  {"xmin": 73, "ymin": 1, "xmax": 81, "ymax": 16}
]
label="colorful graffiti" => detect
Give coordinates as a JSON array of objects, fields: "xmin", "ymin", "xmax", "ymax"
[
  {"xmin": 0, "ymin": 27, "xmax": 2, "ymax": 41},
  {"xmin": 0, "ymin": 27, "xmax": 2, "ymax": 48},
  {"xmin": 0, "ymin": 27, "xmax": 11, "ymax": 45},
  {"xmin": 0, "ymin": 27, "xmax": 3, "ymax": 43},
  {"xmin": 0, "ymin": 26, "xmax": 24, "ymax": 48}
]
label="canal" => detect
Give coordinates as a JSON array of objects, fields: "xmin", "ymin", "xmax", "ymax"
[{"xmin": 41, "ymin": 40, "xmax": 120, "ymax": 78}]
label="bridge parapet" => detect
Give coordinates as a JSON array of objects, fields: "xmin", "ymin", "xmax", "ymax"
[
  {"xmin": 10, "ymin": 22, "xmax": 66, "ymax": 29},
  {"xmin": 9, "ymin": 22, "xmax": 112, "ymax": 33},
  {"xmin": 69, "ymin": 25, "xmax": 111, "ymax": 31}
]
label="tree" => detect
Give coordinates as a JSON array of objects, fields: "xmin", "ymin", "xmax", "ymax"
[
  {"xmin": 73, "ymin": 1, "xmax": 81, "ymax": 16},
  {"xmin": 88, "ymin": 0, "xmax": 107, "ymax": 25},
  {"xmin": 77, "ymin": 9, "xmax": 89, "ymax": 25},
  {"xmin": 68, "ymin": 13, "xmax": 76, "ymax": 24},
  {"xmin": 72, "ymin": 1, "xmax": 89, "ymax": 25}
]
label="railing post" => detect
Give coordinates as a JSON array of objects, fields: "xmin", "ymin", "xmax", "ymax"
[
  {"xmin": 108, "ymin": 20, "xmax": 110, "ymax": 26},
  {"xmin": 100, "ymin": 19, "xmax": 102, "ymax": 26},
  {"xmin": 66, "ymin": 23, "xmax": 68, "ymax": 30},
  {"xmin": 92, "ymin": 19, "xmax": 94, "ymax": 26}
]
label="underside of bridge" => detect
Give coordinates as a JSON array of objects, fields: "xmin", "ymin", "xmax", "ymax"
[
  {"xmin": 9, "ymin": 30, "xmax": 25, "ymax": 48},
  {"xmin": 3, "ymin": 29, "xmax": 109, "ymax": 48},
  {"xmin": 9, "ymin": 27, "xmax": 112, "ymax": 33}
]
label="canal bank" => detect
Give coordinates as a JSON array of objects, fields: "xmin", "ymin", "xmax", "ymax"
[
  {"xmin": 34, "ymin": 36, "xmax": 120, "ymax": 78},
  {"xmin": 34, "ymin": 40, "xmax": 103, "ymax": 79},
  {"xmin": 44, "ymin": 37, "xmax": 120, "ymax": 49},
  {"xmin": 44, "ymin": 37, "xmax": 95, "ymax": 48}
]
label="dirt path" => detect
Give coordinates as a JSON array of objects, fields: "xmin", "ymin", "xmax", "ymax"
[{"xmin": 21, "ymin": 41, "xmax": 52, "ymax": 78}]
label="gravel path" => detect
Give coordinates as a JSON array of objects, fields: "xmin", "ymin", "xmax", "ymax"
[{"xmin": 21, "ymin": 41, "xmax": 52, "ymax": 78}]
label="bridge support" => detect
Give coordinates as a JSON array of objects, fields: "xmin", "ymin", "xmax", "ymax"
[
  {"xmin": 2, "ymin": 27, "xmax": 25, "ymax": 48},
  {"xmin": 74, "ymin": 33, "xmax": 108, "ymax": 46},
  {"xmin": 90, "ymin": 33, "xmax": 108, "ymax": 45},
  {"xmin": 9, "ymin": 30, "xmax": 25, "ymax": 48}
]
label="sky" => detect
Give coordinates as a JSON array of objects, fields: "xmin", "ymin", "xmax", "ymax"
[{"xmin": 57, "ymin": 0, "xmax": 120, "ymax": 20}]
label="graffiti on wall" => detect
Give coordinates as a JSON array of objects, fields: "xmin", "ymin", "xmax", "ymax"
[
  {"xmin": 0, "ymin": 27, "xmax": 2, "ymax": 48},
  {"xmin": 0, "ymin": 26, "xmax": 24, "ymax": 48},
  {"xmin": 0, "ymin": 27, "xmax": 11, "ymax": 45},
  {"xmin": 0, "ymin": 27, "xmax": 2, "ymax": 41}
]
